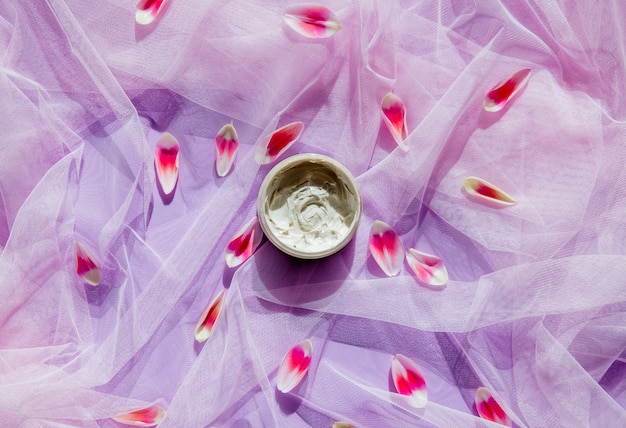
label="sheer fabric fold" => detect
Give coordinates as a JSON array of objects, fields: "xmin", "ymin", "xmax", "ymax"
[{"xmin": 1, "ymin": 0, "xmax": 626, "ymax": 426}]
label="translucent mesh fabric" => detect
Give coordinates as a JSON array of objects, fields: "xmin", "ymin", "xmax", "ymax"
[{"xmin": 1, "ymin": 0, "xmax": 626, "ymax": 426}]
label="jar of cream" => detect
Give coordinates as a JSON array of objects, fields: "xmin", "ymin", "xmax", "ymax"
[{"xmin": 257, "ymin": 154, "xmax": 362, "ymax": 259}]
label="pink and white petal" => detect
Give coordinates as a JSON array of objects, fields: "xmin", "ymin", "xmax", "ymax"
[
  {"xmin": 136, "ymin": 0, "xmax": 168, "ymax": 25},
  {"xmin": 381, "ymin": 92, "xmax": 408, "ymax": 150},
  {"xmin": 483, "ymin": 68, "xmax": 531, "ymax": 113},
  {"xmin": 154, "ymin": 132, "xmax": 180, "ymax": 196},
  {"xmin": 405, "ymin": 248, "xmax": 448, "ymax": 288},
  {"xmin": 112, "ymin": 404, "xmax": 166, "ymax": 427},
  {"xmin": 391, "ymin": 354, "xmax": 427, "ymax": 408},
  {"xmin": 194, "ymin": 289, "xmax": 226, "ymax": 343},
  {"xmin": 277, "ymin": 339, "xmax": 313, "ymax": 393},
  {"xmin": 369, "ymin": 220, "xmax": 404, "ymax": 277},
  {"xmin": 225, "ymin": 217, "xmax": 264, "ymax": 268},
  {"xmin": 463, "ymin": 177, "xmax": 516, "ymax": 207},
  {"xmin": 255, "ymin": 121, "xmax": 304, "ymax": 165},
  {"xmin": 75, "ymin": 242, "xmax": 102, "ymax": 286},
  {"xmin": 475, "ymin": 387, "xmax": 512, "ymax": 426},
  {"xmin": 215, "ymin": 123, "xmax": 239, "ymax": 177},
  {"xmin": 283, "ymin": 4, "xmax": 341, "ymax": 38}
]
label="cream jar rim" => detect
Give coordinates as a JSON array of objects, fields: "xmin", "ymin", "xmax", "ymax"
[{"xmin": 257, "ymin": 153, "xmax": 362, "ymax": 259}]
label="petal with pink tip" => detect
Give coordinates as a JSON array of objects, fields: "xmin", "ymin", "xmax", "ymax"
[
  {"xmin": 405, "ymin": 248, "xmax": 448, "ymax": 288},
  {"xmin": 154, "ymin": 132, "xmax": 180, "ymax": 196},
  {"xmin": 369, "ymin": 220, "xmax": 404, "ymax": 277},
  {"xmin": 112, "ymin": 404, "xmax": 166, "ymax": 427},
  {"xmin": 215, "ymin": 123, "xmax": 239, "ymax": 177},
  {"xmin": 255, "ymin": 121, "xmax": 304, "ymax": 165},
  {"xmin": 277, "ymin": 339, "xmax": 313, "ymax": 393},
  {"xmin": 484, "ymin": 68, "xmax": 531, "ymax": 112},
  {"xmin": 475, "ymin": 387, "xmax": 512, "ymax": 427},
  {"xmin": 75, "ymin": 242, "xmax": 102, "ymax": 286},
  {"xmin": 391, "ymin": 354, "xmax": 427, "ymax": 408},
  {"xmin": 283, "ymin": 4, "xmax": 341, "ymax": 38},
  {"xmin": 136, "ymin": 0, "xmax": 168, "ymax": 25},
  {"xmin": 381, "ymin": 92, "xmax": 408, "ymax": 150},
  {"xmin": 194, "ymin": 289, "xmax": 226, "ymax": 343},
  {"xmin": 225, "ymin": 217, "xmax": 264, "ymax": 268},
  {"xmin": 463, "ymin": 177, "xmax": 516, "ymax": 207}
]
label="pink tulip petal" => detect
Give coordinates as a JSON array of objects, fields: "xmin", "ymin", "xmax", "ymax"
[
  {"xmin": 369, "ymin": 220, "xmax": 404, "ymax": 277},
  {"xmin": 283, "ymin": 4, "xmax": 342, "ymax": 38},
  {"xmin": 463, "ymin": 176, "xmax": 516, "ymax": 207},
  {"xmin": 112, "ymin": 404, "xmax": 166, "ymax": 427},
  {"xmin": 475, "ymin": 387, "xmax": 512, "ymax": 426},
  {"xmin": 255, "ymin": 122, "xmax": 304, "ymax": 165},
  {"xmin": 484, "ymin": 68, "xmax": 531, "ymax": 112},
  {"xmin": 136, "ymin": 0, "xmax": 168, "ymax": 25},
  {"xmin": 391, "ymin": 354, "xmax": 427, "ymax": 408},
  {"xmin": 381, "ymin": 92, "xmax": 408, "ymax": 150},
  {"xmin": 154, "ymin": 132, "xmax": 180, "ymax": 196},
  {"xmin": 75, "ymin": 242, "xmax": 102, "ymax": 286},
  {"xmin": 405, "ymin": 248, "xmax": 448, "ymax": 288},
  {"xmin": 225, "ymin": 217, "xmax": 264, "ymax": 268},
  {"xmin": 277, "ymin": 339, "xmax": 313, "ymax": 393},
  {"xmin": 215, "ymin": 123, "xmax": 239, "ymax": 177},
  {"xmin": 194, "ymin": 289, "xmax": 226, "ymax": 343}
]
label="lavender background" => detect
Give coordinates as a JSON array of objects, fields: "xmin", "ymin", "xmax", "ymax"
[{"xmin": 2, "ymin": 0, "xmax": 626, "ymax": 426}]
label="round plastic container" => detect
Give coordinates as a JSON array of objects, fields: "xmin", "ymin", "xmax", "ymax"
[{"xmin": 257, "ymin": 154, "xmax": 362, "ymax": 259}]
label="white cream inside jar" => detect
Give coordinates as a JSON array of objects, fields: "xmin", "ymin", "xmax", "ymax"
[{"xmin": 258, "ymin": 154, "xmax": 362, "ymax": 259}]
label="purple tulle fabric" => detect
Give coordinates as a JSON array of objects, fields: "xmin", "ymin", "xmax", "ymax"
[{"xmin": 2, "ymin": 1, "xmax": 626, "ymax": 426}]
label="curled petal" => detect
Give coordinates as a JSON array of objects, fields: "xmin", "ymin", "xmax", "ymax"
[
  {"xmin": 255, "ymin": 122, "xmax": 304, "ymax": 165},
  {"xmin": 283, "ymin": 4, "xmax": 341, "ymax": 38},
  {"xmin": 215, "ymin": 123, "xmax": 239, "ymax": 177},
  {"xmin": 75, "ymin": 242, "xmax": 102, "ymax": 286},
  {"xmin": 194, "ymin": 289, "xmax": 226, "ymax": 343},
  {"xmin": 154, "ymin": 132, "xmax": 180, "ymax": 196},
  {"xmin": 484, "ymin": 68, "xmax": 531, "ymax": 112},
  {"xmin": 475, "ymin": 387, "xmax": 512, "ymax": 427},
  {"xmin": 225, "ymin": 217, "xmax": 263, "ymax": 268},
  {"xmin": 405, "ymin": 248, "xmax": 448, "ymax": 288},
  {"xmin": 277, "ymin": 339, "xmax": 313, "ymax": 393},
  {"xmin": 463, "ymin": 177, "xmax": 516, "ymax": 207},
  {"xmin": 136, "ymin": 0, "xmax": 168, "ymax": 25},
  {"xmin": 391, "ymin": 354, "xmax": 427, "ymax": 408},
  {"xmin": 381, "ymin": 92, "xmax": 408, "ymax": 150},
  {"xmin": 112, "ymin": 404, "xmax": 166, "ymax": 427},
  {"xmin": 369, "ymin": 220, "xmax": 404, "ymax": 277}
]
